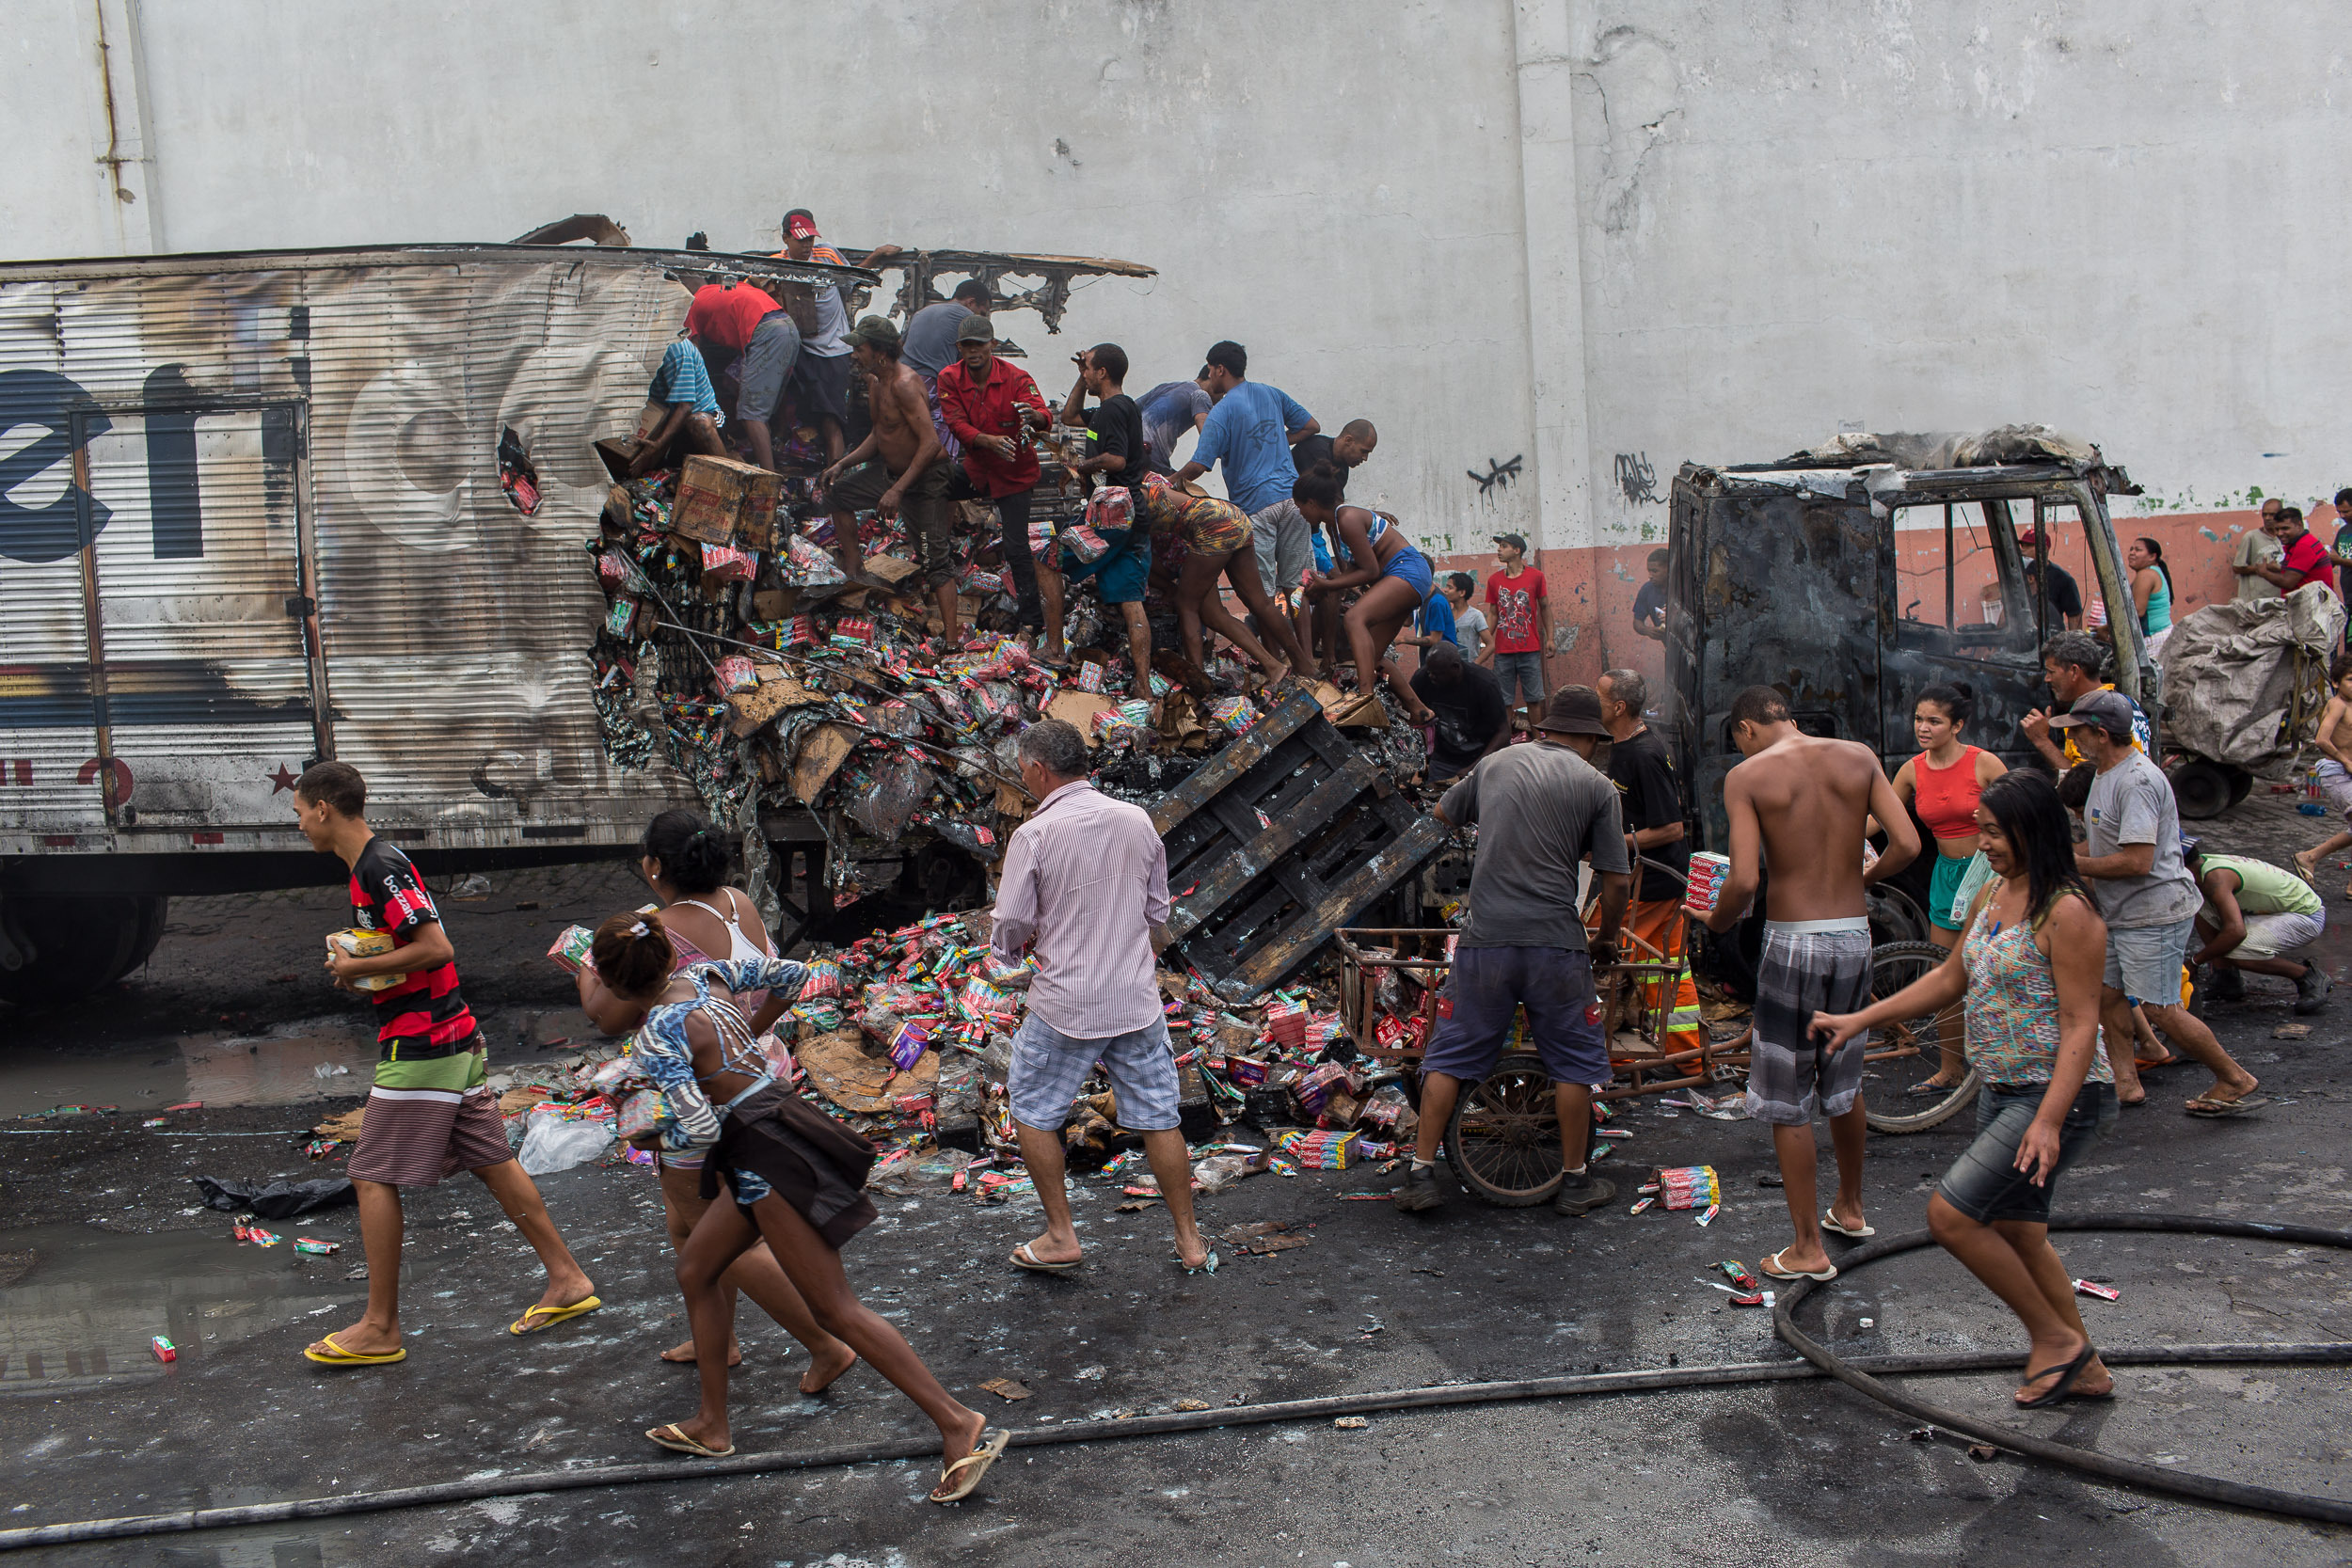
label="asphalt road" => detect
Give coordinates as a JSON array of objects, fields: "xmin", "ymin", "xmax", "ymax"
[{"xmin": 3, "ymin": 797, "xmax": 2350, "ymax": 1566}]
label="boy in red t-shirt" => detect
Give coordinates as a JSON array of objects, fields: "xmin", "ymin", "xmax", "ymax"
[
  {"xmin": 294, "ymin": 760, "xmax": 597, "ymax": 1367},
  {"xmin": 1485, "ymin": 532, "xmax": 1551, "ymax": 726}
]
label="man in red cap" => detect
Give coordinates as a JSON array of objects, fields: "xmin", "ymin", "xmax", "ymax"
[{"xmin": 772, "ymin": 209, "xmax": 899, "ymax": 470}]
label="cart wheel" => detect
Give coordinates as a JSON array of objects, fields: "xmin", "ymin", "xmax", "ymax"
[
  {"xmin": 1862, "ymin": 941, "xmax": 1978, "ymax": 1134},
  {"xmin": 2167, "ymin": 758, "xmax": 2234, "ymax": 820},
  {"xmin": 1445, "ymin": 1053, "xmax": 1565, "ymax": 1206},
  {"xmin": 2226, "ymin": 768, "xmax": 2254, "ymax": 807}
]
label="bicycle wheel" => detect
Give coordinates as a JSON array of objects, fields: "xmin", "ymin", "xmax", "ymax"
[
  {"xmin": 1446, "ymin": 1054, "xmax": 1565, "ymax": 1206},
  {"xmin": 1860, "ymin": 940, "xmax": 1979, "ymax": 1133}
]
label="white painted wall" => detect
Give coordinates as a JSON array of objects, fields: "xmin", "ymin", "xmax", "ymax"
[{"xmin": 8, "ymin": 0, "xmax": 2349, "ymax": 569}]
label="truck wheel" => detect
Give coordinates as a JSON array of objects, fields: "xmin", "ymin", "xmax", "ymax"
[
  {"xmin": 2168, "ymin": 759, "xmax": 2234, "ymax": 820},
  {"xmin": 0, "ymin": 894, "xmax": 167, "ymax": 1006}
]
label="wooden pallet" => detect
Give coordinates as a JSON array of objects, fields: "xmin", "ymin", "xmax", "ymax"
[{"xmin": 1151, "ymin": 689, "xmax": 1450, "ymax": 1001}]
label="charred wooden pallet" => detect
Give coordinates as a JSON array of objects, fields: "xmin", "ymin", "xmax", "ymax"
[{"xmin": 1151, "ymin": 690, "xmax": 1449, "ymax": 1002}]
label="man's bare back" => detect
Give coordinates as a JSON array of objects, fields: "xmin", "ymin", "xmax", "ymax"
[
  {"xmin": 1725, "ymin": 732, "xmax": 1918, "ymax": 923},
  {"xmin": 866, "ymin": 362, "xmax": 932, "ymax": 477}
]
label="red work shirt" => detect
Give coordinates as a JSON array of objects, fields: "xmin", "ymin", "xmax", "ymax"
[
  {"xmin": 684, "ymin": 282, "xmax": 780, "ymax": 356},
  {"xmin": 936, "ymin": 356, "xmax": 1050, "ymax": 498},
  {"xmin": 2281, "ymin": 529, "xmax": 2336, "ymax": 593}
]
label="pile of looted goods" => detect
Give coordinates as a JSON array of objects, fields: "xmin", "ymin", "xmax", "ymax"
[{"xmin": 580, "ymin": 451, "xmax": 1428, "ymax": 907}]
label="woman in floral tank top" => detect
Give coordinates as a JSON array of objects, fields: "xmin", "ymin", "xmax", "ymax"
[{"xmin": 1810, "ymin": 771, "xmax": 2120, "ymax": 1408}]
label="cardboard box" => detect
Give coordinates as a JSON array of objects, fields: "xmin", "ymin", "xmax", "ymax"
[{"xmin": 673, "ymin": 455, "xmax": 784, "ymax": 548}]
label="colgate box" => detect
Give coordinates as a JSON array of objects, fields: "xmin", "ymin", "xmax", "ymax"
[{"xmin": 1684, "ymin": 851, "xmax": 1731, "ymax": 913}]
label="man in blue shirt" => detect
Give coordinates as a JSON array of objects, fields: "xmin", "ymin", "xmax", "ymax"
[
  {"xmin": 1137, "ymin": 372, "xmax": 1214, "ymax": 475},
  {"xmin": 1172, "ymin": 341, "xmax": 1320, "ymax": 602}
]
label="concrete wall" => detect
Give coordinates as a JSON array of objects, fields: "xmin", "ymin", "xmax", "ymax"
[{"xmin": 8, "ymin": 0, "xmax": 2347, "ymax": 691}]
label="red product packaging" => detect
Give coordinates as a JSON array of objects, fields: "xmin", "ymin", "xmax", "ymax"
[{"xmin": 151, "ymin": 1336, "xmax": 177, "ymax": 1363}]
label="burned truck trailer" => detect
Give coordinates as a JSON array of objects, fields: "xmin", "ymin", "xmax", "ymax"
[{"xmin": 0, "ymin": 243, "xmax": 879, "ymax": 1002}]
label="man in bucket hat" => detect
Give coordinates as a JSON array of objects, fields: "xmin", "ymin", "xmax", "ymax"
[{"xmin": 1396, "ymin": 687, "xmax": 1630, "ymax": 1217}]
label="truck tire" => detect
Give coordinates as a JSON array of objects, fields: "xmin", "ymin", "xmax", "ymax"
[
  {"xmin": 0, "ymin": 894, "xmax": 167, "ymax": 1006},
  {"xmin": 2167, "ymin": 759, "xmax": 2234, "ymax": 820}
]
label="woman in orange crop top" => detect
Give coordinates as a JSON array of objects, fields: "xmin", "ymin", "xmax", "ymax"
[{"xmin": 1888, "ymin": 684, "xmax": 2008, "ymax": 1087}]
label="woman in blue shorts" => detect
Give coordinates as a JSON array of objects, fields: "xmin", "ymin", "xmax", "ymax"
[
  {"xmin": 1811, "ymin": 771, "xmax": 2119, "ymax": 1407},
  {"xmin": 1294, "ymin": 466, "xmax": 1435, "ymax": 720}
]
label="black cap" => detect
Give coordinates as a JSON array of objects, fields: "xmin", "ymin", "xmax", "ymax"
[{"xmin": 1494, "ymin": 532, "xmax": 1528, "ymax": 555}]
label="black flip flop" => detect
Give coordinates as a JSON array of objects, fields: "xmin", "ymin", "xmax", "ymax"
[{"xmin": 2016, "ymin": 1342, "xmax": 2098, "ymax": 1408}]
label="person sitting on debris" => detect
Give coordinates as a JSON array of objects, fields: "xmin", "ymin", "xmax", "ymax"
[
  {"xmin": 571, "ymin": 810, "xmax": 857, "ymax": 1387},
  {"xmin": 2022, "ymin": 631, "xmax": 2150, "ymax": 771},
  {"xmin": 1041, "ymin": 342, "xmax": 1152, "ymax": 689},
  {"xmin": 1409, "ymin": 641, "xmax": 1509, "ymax": 784},
  {"xmin": 819, "ymin": 316, "xmax": 960, "ymax": 645},
  {"xmin": 2294, "ymin": 655, "xmax": 2352, "ymax": 895},
  {"xmin": 991, "ymin": 719, "xmax": 1215, "ymax": 1275},
  {"xmin": 686, "ymin": 278, "xmax": 796, "ymax": 472},
  {"xmin": 294, "ymin": 761, "xmax": 599, "ymax": 1368},
  {"xmin": 628, "ymin": 338, "xmax": 730, "ymax": 478},
  {"xmin": 1810, "ymin": 770, "xmax": 2120, "ymax": 1408},
  {"xmin": 1172, "ymin": 341, "xmax": 1321, "ymax": 606},
  {"xmin": 2056, "ymin": 690, "xmax": 2266, "ymax": 1118},
  {"xmin": 938, "ymin": 312, "xmax": 1056, "ymax": 645},
  {"xmin": 1397, "ymin": 687, "xmax": 1629, "ymax": 1217},
  {"xmin": 2186, "ymin": 839, "xmax": 2331, "ymax": 1013},
  {"xmin": 1132, "ymin": 470, "xmax": 1310, "ymax": 682},
  {"xmin": 1291, "ymin": 419, "xmax": 1378, "ymax": 487},
  {"xmin": 1136, "ymin": 368, "xmax": 1214, "ymax": 476},
  {"xmin": 587, "ymin": 913, "xmax": 1009, "ymax": 1500},
  {"xmin": 1295, "ymin": 466, "xmax": 1435, "ymax": 721},
  {"xmin": 1689, "ymin": 686, "xmax": 1919, "ymax": 1284}
]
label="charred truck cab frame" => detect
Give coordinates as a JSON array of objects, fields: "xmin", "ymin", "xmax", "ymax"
[{"xmin": 1662, "ymin": 446, "xmax": 2146, "ymax": 942}]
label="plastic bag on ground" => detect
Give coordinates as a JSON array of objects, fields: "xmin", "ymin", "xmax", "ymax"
[
  {"xmin": 517, "ymin": 1113, "xmax": 615, "ymax": 1174},
  {"xmin": 194, "ymin": 1175, "xmax": 357, "ymax": 1219}
]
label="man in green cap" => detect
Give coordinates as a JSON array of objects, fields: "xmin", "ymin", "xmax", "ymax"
[{"xmin": 820, "ymin": 315, "xmax": 961, "ymax": 643}]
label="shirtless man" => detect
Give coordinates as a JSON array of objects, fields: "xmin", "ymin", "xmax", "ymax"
[
  {"xmin": 819, "ymin": 316, "xmax": 960, "ymax": 642},
  {"xmin": 1689, "ymin": 686, "xmax": 1919, "ymax": 1284},
  {"xmin": 2294, "ymin": 654, "xmax": 2352, "ymax": 895}
]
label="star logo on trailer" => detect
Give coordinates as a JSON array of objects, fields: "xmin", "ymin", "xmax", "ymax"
[{"xmin": 267, "ymin": 765, "xmax": 300, "ymax": 794}]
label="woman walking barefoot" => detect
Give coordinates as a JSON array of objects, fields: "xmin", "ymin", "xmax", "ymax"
[
  {"xmin": 1811, "ymin": 771, "xmax": 2119, "ymax": 1407},
  {"xmin": 1882, "ymin": 684, "xmax": 2007, "ymax": 1091},
  {"xmin": 589, "ymin": 914, "xmax": 1007, "ymax": 1503},
  {"xmin": 576, "ymin": 809, "xmax": 855, "ymax": 1388}
]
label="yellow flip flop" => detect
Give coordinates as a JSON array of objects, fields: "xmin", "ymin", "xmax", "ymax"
[
  {"xmin": 509, "ymin": 1295, "xmax": 602, "ymax": 1335},
  {"xmin": 930, "ymin": 1426, "xmax": 1011, "ymax": 1504},
  {"xmin": 304, "ymin": 1332, "xmax": 406, "ymax": 1367}
]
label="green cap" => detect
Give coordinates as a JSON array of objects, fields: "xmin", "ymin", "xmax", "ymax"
[
  {"xmin": 955, "ymin": 311, "xmax": 996, "ymax": 344},
  {"xmin": 848, "ymin": 315, "xmax": 900, "ymax": 349}
]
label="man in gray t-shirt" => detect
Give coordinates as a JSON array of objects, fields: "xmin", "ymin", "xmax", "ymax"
[
  {"xmin": 1396, "ymin": 689, "xmax": 1630, "ymax": 1219},
  {"xmin": 2056, "ymin": 690, "xmax": 2263, "ymax": 1114}
]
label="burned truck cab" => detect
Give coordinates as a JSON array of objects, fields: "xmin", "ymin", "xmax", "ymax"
[{"xmin": 1661, "ymin": 436, "xmax": 2145, "ymax": 939}]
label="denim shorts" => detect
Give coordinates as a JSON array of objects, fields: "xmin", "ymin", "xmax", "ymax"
[
  {"xmin": 1936, "ymin": 1081, "xmax": 2117, "ymax": 1225},
  {"xmin": 2103, "ymin": 916, "xmax": 2192, "ymax": 1006},
  {"xmin": 1493, "ymin": 650, "xmax": 1546, "ymax": 705},
  {"xmin": 1008, "ymin": 1012, "xmax": 1181, "ymax": 1132},
  {"xmin": 1420, "ymin": 944, "xmax": 1608, "ymax": 1087}
]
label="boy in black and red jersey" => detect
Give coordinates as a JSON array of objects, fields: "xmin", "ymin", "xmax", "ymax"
[{"xmin": 294, "ymin": 760, "xmax": 598, "ymax": 1367}]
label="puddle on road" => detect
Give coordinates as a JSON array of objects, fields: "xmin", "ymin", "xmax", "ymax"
[
  {"xmin": 0, "ymin": 1223, "xmax": 358, "ymax": 1396},
  {"xmin": 0, "ymin": 1018, "xmax": 374, "ymax": 1118}
]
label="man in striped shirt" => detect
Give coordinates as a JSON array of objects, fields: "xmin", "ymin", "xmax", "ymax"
[{"xmin": 294, "ymin": 761, "xmax": 597, "ymax": 1366}]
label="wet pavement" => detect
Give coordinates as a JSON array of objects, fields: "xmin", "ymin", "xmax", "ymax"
[{"xmin": 4, "ymin": 826, "xmax": 2352, "ymax": 1565}]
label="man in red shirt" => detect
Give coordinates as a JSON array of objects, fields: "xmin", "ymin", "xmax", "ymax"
[
  {"xmin": 294, "ymin": 761, "xmax": 597, "ymax": 1368},
  {"xmin": 1485, "ymin": 532, "xmax": 1552, "ymax": 727},
  {"xmin": 684, "ymin": 280, "xmax": 796, "ymax": 471},
  {"xmin": 2237, "ymin": 504, "xmax": 2337, "ymax": 594},
  {"xmin": 937, "ymin": 313, "xmax": 1054, "ymax": 641}
]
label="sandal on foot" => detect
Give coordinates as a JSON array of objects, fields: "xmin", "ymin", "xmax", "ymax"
[
  {"xmin": 303, "ymin": 1332, "xmax": 405, "ymax": 1367},
  {"xmin": 1010, "ymin": 1243, "xmax": 1079, "ymax": 1275},
  {"xmin": 644, "ymin": 1422, "xmax": 734, "ymax": 1458},
  {"xmin": 2016, "ymin": 1342, "xmax": 2098, "ymax": 1408},
  {"xmin": 509, "ymin": 1295, "xmax": 601, "ymax": 1335},
  {"xmin": 1175, "ymin": 1249, "xmax": 1219, "ymax": 1275},
  {"xmin": 1821, "ymin": 1212, "xmax": 1876, "ymax": 1239},
  {"xmin": 930, "ymin": 1427, "xmax": 1011, "ymax": 1503},
  {"xmin": 1903, "ymin": 1079, "xmax": 1960, "ymax": 1098},
  {"xmin": 2185, "ymin": 1094, "xmax": 2271, "ymax": 1117},
  {"xmin": 1759, "ymin": 1250, "xmax": 1838, "ymax": 1282}
]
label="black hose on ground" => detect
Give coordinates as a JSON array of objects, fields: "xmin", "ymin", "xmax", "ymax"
[
  {"xmin": 1774, "ymin": 1212, "xmax": 2352, "ymax": 1527},
  {"xmin": 5, "ymin": 1326, "xmax": 2349, "ymax": 1549}
]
